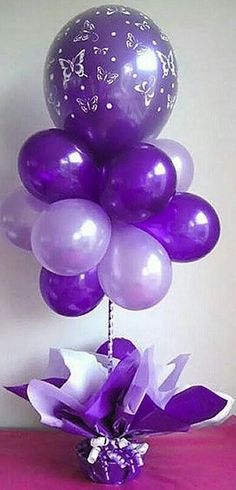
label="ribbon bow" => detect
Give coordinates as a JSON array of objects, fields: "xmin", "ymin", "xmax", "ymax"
[{"xmin": 87, "ymin": 435, "xmax": 149, "ymax": 466}]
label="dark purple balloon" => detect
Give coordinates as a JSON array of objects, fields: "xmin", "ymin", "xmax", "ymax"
[
  {"xmin": 18, "ymin": 129, "xmax": 99, "ymax": 203},
  {"xmin": 137, "ymin": 193, "xmax": 220, "ymax": 262},
  {"xmin": 39, "ymin": 267, "xmax": 104, "ymax": 317},
  {"xmin": 44, "ymin": 6, "xmax": 178, "ymax": 159},
  {"xmin": 100, "ymin": 144, "xmax": 176, "ymax": 223}
]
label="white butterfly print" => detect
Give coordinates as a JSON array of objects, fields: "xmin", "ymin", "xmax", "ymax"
[
  {"xmin": 126, "ymin": 33, "xmax": 148, "ymax": 56},
  {"xmin": 167, "ymin": 93, "xmax": 176, "ymax": 110},
  {"xmin": 93, "ymin": 46, "xmax": 109, "ymax": 55},
  {"xmin": 134, "ymin": 76, "xmax": 156, "ymax": 107},
  {"xmin": 76, "ymin": 95, "xmax": 98, "ymax": 113},
  {"xmin": 46, "ymin": 57, "xmax": 55, "ymax": 69},
  {"xmin": 135, "ymin": 20, "xmax": 150, "ymax": 31},
  {"xmin": 157, "ymin": 50, "xmax": 176, "ymax": 78},
  {"xmin": 73, "ymin": 20, "xmax": 99, "ymax": 42},
  {"xmin": 59, "ymin": 50, "xmax": 87, "ymax": 89},
  {"xmin": 160, "ymin": 31, "xmax": 169, "ymax": 42},
  {"xmin": 97, "ymin": 66, "xmax": 119, "ymax": 85},
  {"xmin": 106, "ymin": 6, "xmax": 130, "ymax": 15},
  {"xmin": 47, "ymin": 86, "xmax": 61, "ymax": 116}
]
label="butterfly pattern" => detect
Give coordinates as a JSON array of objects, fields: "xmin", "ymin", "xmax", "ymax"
[
  {"xmin": 97, "ymin": 66, "xmax": 119, "ymax": 85},
  {"xmin": 167, "ymin": 93, "xmax": 176, "ymax": 110},
  {"xmin": 157, "ymin": 50, "xmax": 176, "ymax": 78},
  {"xmin": 93, "ymin": 46, "xmax": 109, "ymax": 55},
  {"xmin": 46, "ymin": 57, "xmax": 56, "ymax": 69},
  {"xmin": 126, "ymin": 33, "xmax": 148, "ymax": 56},
  {"xmin": 135, "ymin": 20, "xmax": 150, "ymax": 31},
  {"xmin": 106, "ymin": 7, "xmax": 131, "ymax": 15},
  {"xmin": 73, "ymin": 20, "xmax": 99, "ymax": 42},
  {"xmin": 47, "ymin": 86, "xmax": 61, "ymax": 116},
  {"xmin": 59, "ymin": 50, "xmax": 87, "ymax": 89},
  {"xmin": 134, "ymin": 76, "xmax": 156, "ymax": 107},
  {"xmin": 76, "ymin": 95, "xmax": 98, "ymax": 113},
  {"xmin": 160, "ymin": 31, "xmax": 169, "ymax": 42}
]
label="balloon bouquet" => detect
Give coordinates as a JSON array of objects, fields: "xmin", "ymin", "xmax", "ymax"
[{"xmin": 3, "ymin": 5, "xmax": 232, "ymax": 486}]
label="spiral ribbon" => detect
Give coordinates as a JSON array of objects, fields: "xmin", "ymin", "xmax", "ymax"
[{"xmin": 87, "ymin": 435, "xmax": 149, "ymax": 466}]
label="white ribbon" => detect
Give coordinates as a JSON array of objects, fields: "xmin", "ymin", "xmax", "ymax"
[{"xmin": 87, "ymin": 436, "xmax": 149, "ymax": 465}]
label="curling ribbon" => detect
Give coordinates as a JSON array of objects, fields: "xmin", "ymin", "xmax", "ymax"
[{"xmin": 87, "ymin": 436, "xmax": 149, "ymax": 465}]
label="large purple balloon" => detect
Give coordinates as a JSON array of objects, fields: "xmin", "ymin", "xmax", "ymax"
[
  {"xmin": 40, "ymin": 267, "xmax": 104, "ymax": 317},
  {"xmin": 31, "ymin": 199, "xmax": 111, "ymax": 275},
  {"xmin": 100, "ymin": 143, "xmax": 176, "ymax": 223},
  {"xmin": 148, "ymin": 138, "xmax": 194, "ymax": 191},
  {"xmin": 18, "ymin": 129, "xmax": 98, "ymax": 203},
  {"xmin": 0, "ymin": 187, "xmax": 47, "ymax": 250},
  {"xmin": 44, "ymin": 6, "xmax": 177, "ymax": 159},
  {"xmin": 98, "ymin": 222, "xmax": 172, "ymax": 310},
  {"xmin": 137, "ymin": 193, "xmax": 220, "ymax": 262}
]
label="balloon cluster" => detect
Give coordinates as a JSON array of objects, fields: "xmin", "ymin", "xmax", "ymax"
[{"xmin": 0, "ymin": 6, "xmax": 220, "ymax": 316}]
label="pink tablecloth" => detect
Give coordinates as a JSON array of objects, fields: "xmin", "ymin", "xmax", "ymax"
[{"xmin": 0, "ymin": 417, "xmax": 236, "ymax": 489}]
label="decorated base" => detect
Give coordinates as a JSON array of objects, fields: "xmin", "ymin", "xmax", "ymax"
[
  {"xmin": 1, "ymin": 420, "xmax": 236, "ymax": 489},
  {"xmin": 76, "ymin": 438, "xmax": 144, "ymax": 484}
]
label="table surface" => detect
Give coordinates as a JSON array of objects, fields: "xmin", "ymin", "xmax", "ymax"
[{"xmin": 0, "ymin": 416, "xmax": 236, "ymax": 489}]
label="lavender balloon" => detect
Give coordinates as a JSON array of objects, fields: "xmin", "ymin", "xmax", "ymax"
[
  {"xmin": 18, "ymin": 129, "xmax": 99, "ymax": 203},
  {"xmin": 0, "ymin": 187, "xmax": 47, "ymax": 251},
  {"xmin": 44, "ymin": 6, "xmax": 178, "ymax": 159},
  {"xmin": 31, "ymin": 199, "xmax": 111, "ymax": 275},
  {"xmin": 148, "ymin": 138, "xmax": 194, "ymax": 191},
  {"xmin": 137, "ymin": 193, "xmax": 220, "ymax": 262},
  {"xmin": 98, "ymin": 222, "xmax": 172, "ymax": 310},
  {"xmin": 100, "ymin": 143, "xmax": 176, "ymax": 223},
  {"xmin": 40, "ymin": 267, "xmax": 104, "ymax": 317}
]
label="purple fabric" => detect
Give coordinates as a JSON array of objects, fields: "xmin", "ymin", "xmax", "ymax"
[
  {"xmin": 159, "ymin": 354, "xmax": 190, "ymax": 392},
  {"xmin": 5, "ymin": 378, "xmax": 66, "ymax": 401},
  {"xmin": 82, "ymin": 349, "xmax": 141, "ymax": 432},
  {"xmin": 5, "ymin": 339, "xmax": 230, "ymax": 443},
  {"xmin": 166, "ymin": 386, "xmax": 227, "ymax": 425},
  {"xmin": 130, "ymin": 394, "xmax": 189, "ymax": 434}
]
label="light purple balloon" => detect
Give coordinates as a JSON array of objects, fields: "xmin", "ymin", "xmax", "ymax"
[
  {"xmin": 147, "ymin": 138, "xmax": 194, "ymax": 191},
  {"xmin": 31, "ymin": 199, "xmax": 111, "ymax": 275},
  {"xmin": 98, "ymin": 222, "xmax": 172, "ymax": 310},
  {"xmin": 0, "ymin": 187, "xmax": 47, "ymax": 250}
]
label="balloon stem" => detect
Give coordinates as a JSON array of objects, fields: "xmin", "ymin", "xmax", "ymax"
[{"xmin": 107, "ymin": 299, "xmax": 114, "ymax": 374}]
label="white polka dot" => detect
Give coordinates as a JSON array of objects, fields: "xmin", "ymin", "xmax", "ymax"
[
  {"xmin": 152, "ymin": 40, "xmax": 157, "ymax": 46},
  {"xmin": 96, "ymin": 11, "xmax": 100, "ymax": 15},
  {"xmin": 80, "ymin": 85, "xmax": 85, "ymax": 91},
  {"xmin": 160, "ymin": 88, "xmax": 164, "ymax": 94},
  {"xmin": 111, "ymin": 32, "xmax": 117, "ymax": 37},
  {"xmin": 171, "ymin": 82, "xmax": 175, "ymax": 88},
  {"xmin": 125, "ymin": 20, "xmax": 130, "ymax": 24},
  {"xmin": 157, "ymin": 106, "xmax": 161, "ymax": 112},
  {"xmin": 49, "ymin": 73, "xmax": 54, "ymax": 80},
  {"xmin": 111, "ymin": 56, "xmax": 116, "ymax": 62},
  {"xmin": 133, "ymin": 73, "xmax": 138, "ymax": 79},
  {"xmin": 58, "ymin": 48, "xmax": 62, "ymax": 54},
  {"xmin": 64, "ymin": 95, "xmax": 68, "ymax": 100},
  {"xmin": 106, "ymin": 102, "xmax": 113, "ymax": 110},
  {"xmin": 76, "ymin": 18, "xmax": 80, "ymax": 23},
  {"xmin": 71, "ymin": 113, "xmax": 75, "ymax": 118}
]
